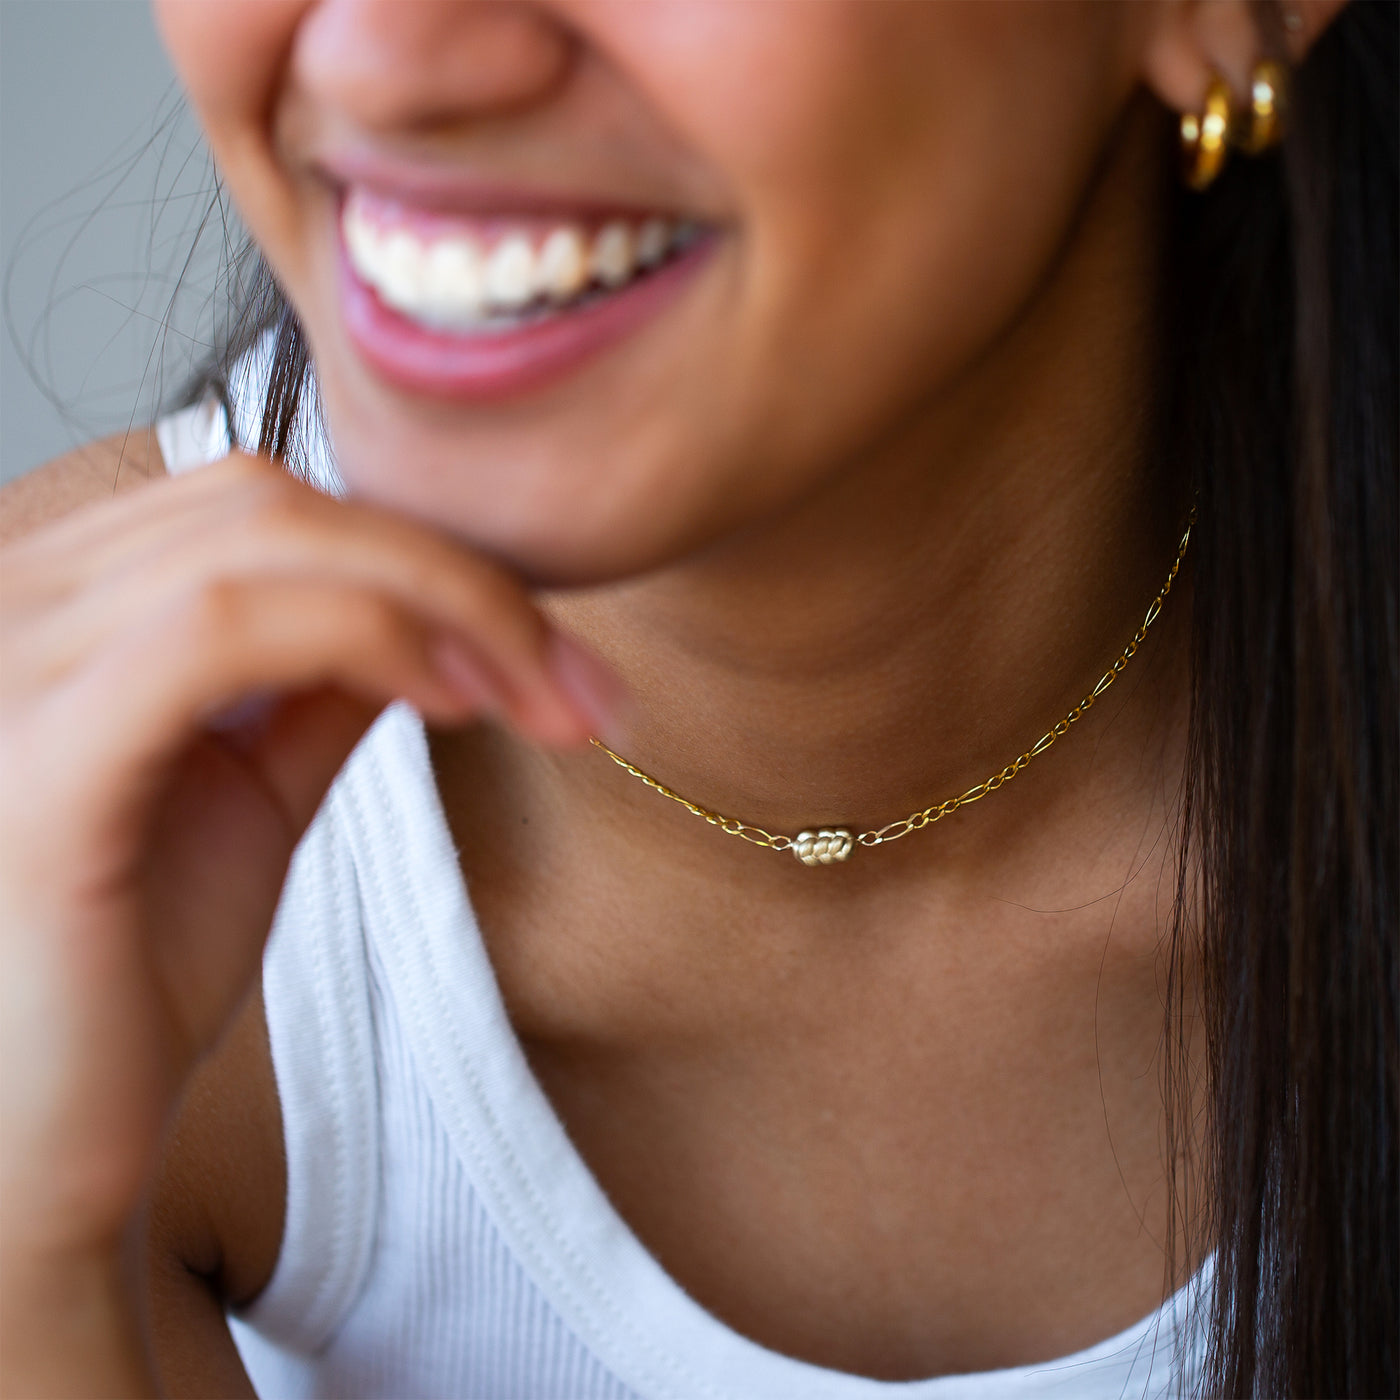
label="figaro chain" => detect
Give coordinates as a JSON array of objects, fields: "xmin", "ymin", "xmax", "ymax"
[{"xmin": 590, "ymin": 511, "xmax": 1195, "ymax": 866}]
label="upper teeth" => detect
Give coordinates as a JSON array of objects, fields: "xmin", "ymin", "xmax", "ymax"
[{"xmin": 343, "ymin": 194, "xmax": 696, "ymax": 328}]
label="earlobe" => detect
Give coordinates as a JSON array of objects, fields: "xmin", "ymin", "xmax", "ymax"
[
  {"xmin": 1142, "ymin": 0, "xmax": 1321, "ymax": 192},
  {"xmin": 1140, "ymin": 0, "xmax": 1261, "ymax": 118},
  {"xmin": 1142, "ymin": 0, "xmax": 1351, "ymax": 119}
]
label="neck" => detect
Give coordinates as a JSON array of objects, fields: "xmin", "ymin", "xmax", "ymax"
[{"xmin": 541, "ymin": 103, "xmax": 1187, "ymax": 855}]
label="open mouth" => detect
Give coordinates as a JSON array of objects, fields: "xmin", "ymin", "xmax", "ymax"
[
  {"xmin": 337, "ymin": 186, "xmax": 717, "ymax": 399},
  {"xmin": 343, "ymin": 189, "xmax": 703, "ymax": 333}
]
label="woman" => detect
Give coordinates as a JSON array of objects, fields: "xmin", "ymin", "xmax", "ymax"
[{"xmin": 1, "ymin": 1, "xmax": 1393, "ymax": 1396}]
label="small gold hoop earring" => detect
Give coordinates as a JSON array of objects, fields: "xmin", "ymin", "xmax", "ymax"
[
  {"xmin": 1181, "ymin": 75, "xmax": 1232, "ymax": 190},
  {"xmin": 1232, "ymin": 59, "xmax": 1288, "ymax": 154}
]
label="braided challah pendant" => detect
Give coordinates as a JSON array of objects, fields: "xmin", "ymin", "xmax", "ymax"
[{"xmin": 792, "ymin": 828, "xmax": 854, "ymax": 866}]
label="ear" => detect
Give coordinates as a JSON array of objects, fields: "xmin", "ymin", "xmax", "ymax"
[{"xmin": 1141, "ymin": 0, "xmax": 1351, "ymax": 115}]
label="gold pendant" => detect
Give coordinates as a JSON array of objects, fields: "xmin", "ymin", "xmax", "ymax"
[{"xmin": 792, "ymin": 829, "xmax": 854, "ymax": 866}]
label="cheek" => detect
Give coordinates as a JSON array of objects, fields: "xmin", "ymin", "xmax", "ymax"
[
  {"xmin": 591, "ymin": 1, "xmax": 1135, "ymax": 470},
  {"xmin": 769, "ymin": 22, "xmax": 1124, "ymax": 398},
  {"xmin": 154, "ymin": 0, "xmax": 305, "ymax": 123},
  {"xmin": 154, "ymin": 0, "xmax": 313, "ymax": 264},
  {"xmin": 153, "ymin": 0, "xmax": 1143, "ymax": 584}
]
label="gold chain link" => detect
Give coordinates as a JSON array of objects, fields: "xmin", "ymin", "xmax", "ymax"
[{"xmin": 590, "ymin": 510, "xmax": 1195, "ymax": 863}]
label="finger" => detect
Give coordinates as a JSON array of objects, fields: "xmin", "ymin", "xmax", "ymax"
[
  {"xmin": 182, "ymin": 481, "xmax": 587, "ymax": 735},
  {"xmin": 42, "ymin": 574, "xmax": 582, "ymax": 851},
  {"xmin": 11, "ymin": 468, "xmax": 607, "ymax": 742},
  {"xmin": 1, "ymin": 453, "xmax": 271, "ymax": 610}
]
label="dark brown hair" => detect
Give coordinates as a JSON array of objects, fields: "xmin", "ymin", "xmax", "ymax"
[
  {"xmin": 1161, "ymin": 4, "xmax": 1397, "ymax": 1393},
  {"xmin": 201, "ymin": 5, "xmax": 1398, "ymax": 1393}
]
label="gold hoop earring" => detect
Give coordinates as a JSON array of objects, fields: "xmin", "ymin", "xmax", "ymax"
[
  {"xmin": 1232, "ymin": 59, "xmax": 1288, "ymax": 154},
  {"xmin": 1181, "ymin": 75, "xmax": 1233, "ymax": 190}
]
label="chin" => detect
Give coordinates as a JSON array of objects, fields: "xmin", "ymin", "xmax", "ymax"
[{"xmin": 324, "ymin": 436, "xmax": 699, "ymax": 591}]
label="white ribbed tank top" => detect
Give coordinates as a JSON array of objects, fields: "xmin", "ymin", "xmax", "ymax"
[{"xmin": 157, "ymin": 404, "xmax": 1211, "ymax": 1400}]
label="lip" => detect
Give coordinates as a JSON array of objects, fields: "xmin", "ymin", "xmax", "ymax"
[
  {"xmin": 337, "ymin": 205, "xmax": 717, "ymax": 402},
  {"xmin": 321, "ymin": 148, "xmax": 686, "ymax": 223}
]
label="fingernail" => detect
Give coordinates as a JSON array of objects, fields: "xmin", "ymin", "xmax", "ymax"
[
  {"xmin": 547, "ymin": 632, "xmax": 631, "ymax": 746},
  {"xmin": 430, "ymin": 634, "xmax": 500, "ymax": 712}
]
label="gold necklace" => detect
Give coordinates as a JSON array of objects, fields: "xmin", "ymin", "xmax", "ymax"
[{"xmin": 591, "ymin": 511, "xmax": 1195, "ymax": 866}]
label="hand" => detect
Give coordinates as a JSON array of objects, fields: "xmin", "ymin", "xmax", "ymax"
[{"xmin": 0, "ymin": 452, "xmax": 611, "ymax": 1267}]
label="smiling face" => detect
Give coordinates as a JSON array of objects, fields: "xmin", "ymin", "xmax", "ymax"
[{"xmin": 156, "ymin": 1, "xmax": 1153, "ymax": 583}]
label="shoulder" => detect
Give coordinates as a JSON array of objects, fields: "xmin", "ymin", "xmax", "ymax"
[
  {"xmin": 144, "ymin": 983, "xmax": 286, "ymax": 1390},
  {"xmin": 0, "ymin": 428, "xmax": 167, "ymax": 546}
]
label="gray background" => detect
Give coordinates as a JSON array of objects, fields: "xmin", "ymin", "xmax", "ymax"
[{"xmin": 1, "ymin": 0, "xmax": 224, "ymax": 483}]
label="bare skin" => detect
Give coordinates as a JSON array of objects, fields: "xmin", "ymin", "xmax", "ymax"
[
  {"xmin": 0, "ymin": 1, "xmax": 1347, "ymax": 1395},
  {"xmin": 1, "ymin": 435, "xmax": 282, "ymax": 1397},
  {"xmin": 5, "ymin": 106, "xmax": 1197, "ymax": 1384},
  {"xmin": 0, "ymin": 442, "xmax": 604, "ymax": 1397},
  {"xmin": 3, "ymin": 427, "xmax": 1192, "ymax": 1391},
  {"xmin": 0, "ymin": 429, "xmax": 166, "ymax": 545},
  {"xmin": 426, "ymin": 89, "xmax": 1200, "ymax": 1379}
]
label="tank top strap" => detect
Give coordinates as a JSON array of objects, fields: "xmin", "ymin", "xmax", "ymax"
[
  {"xmin": 155, "ymin": 395, "xmax": 231, "ymax": 475},
  {"xmin": 230, "ymin": 787, "xmax": 382, "ymax": 1355}
]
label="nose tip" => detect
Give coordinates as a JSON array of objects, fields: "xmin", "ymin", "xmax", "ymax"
[{"xmin": 293, "ymin": 0, "xmax": 575, "ymax": 132}]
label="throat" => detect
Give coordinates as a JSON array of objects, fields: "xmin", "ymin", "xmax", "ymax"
[
  {"xmin": 583, "ymin": 504, "xmax": 1190, "ymax": 869},
  {"xmin": 537, "ymin": 475, "xmax": 1190, "ymax": 866}
]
